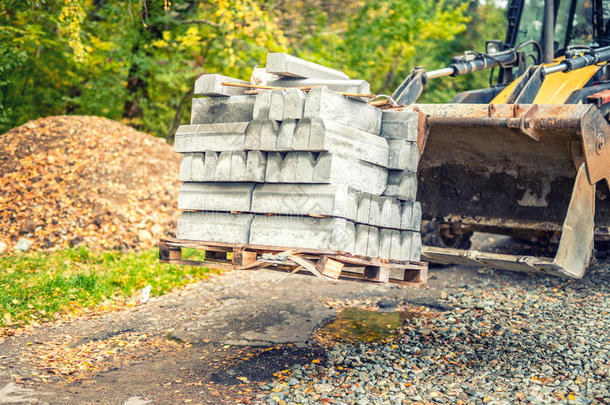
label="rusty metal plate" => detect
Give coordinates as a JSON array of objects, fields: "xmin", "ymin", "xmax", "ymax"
[{"xmin": 414, "ymin": 103, "xmax": 610, "ymax": 234}]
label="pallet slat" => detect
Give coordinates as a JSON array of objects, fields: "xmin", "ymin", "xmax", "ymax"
[{"xmin": 159, "ymin": 238, "xmax": 427, "ymax": 285}]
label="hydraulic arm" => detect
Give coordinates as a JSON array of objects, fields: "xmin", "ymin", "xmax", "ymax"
[{"xmin": 393, "ymin": 45, "xmax": 610, "ymax": 106}]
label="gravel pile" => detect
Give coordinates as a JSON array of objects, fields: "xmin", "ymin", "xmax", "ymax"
[
  {"xmin": 259, "ymin": 265, "xmax": 609, "ymax": 404},
  {"xmin": 0, "ymin": 116, "xmax": 181, "ymax": 251}
]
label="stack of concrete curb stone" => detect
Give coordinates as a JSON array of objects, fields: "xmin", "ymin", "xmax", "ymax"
[{"xmin": 176, "ymin": 53, "xmax": 422, "ymax": 262}]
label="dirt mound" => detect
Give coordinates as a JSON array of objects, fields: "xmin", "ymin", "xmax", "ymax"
[{"xmin": 0, "ymin": 116, "xmax": 180, "ymax": 250}]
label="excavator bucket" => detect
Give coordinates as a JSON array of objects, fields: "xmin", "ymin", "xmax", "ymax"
[{"xmin": 412, "ymin": 103, "xmax": 610, "ymax": 278}]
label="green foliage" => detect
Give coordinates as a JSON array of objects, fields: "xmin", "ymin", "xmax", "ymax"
[
  {"xmin": 0, "ymin": 0, "xmax": 507, "ymax": 137},
  {"xmin": 276, "ymin": 0, "xmax": 506, "ymax": 101},
  {"xmin": 0, "ymin": 247, "xmax": 212, "ymax": 328},
  {"xmin": 342, "ymin": 0, "xmax": 470, "ymax": 93},
  {"xmin": 0, "ymin": 0, "xmax": 286, "ymax": 138},
  {"xmin": 421, "ymin": 0, "xmax": 508, "ymax": 102}
]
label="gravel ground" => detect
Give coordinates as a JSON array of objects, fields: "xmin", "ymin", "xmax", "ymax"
[
  {"xmin": 0, "ymin": 241, "xmax": 607, "ymax": 404},
  {"xmin": 259, "ymin": 265, "xmax": 609, "ymax": 405}
]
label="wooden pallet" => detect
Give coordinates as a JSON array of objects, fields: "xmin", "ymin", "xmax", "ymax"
[{"xmin": 159, "ymin": 238, "xmax": 428, "ymax": 284}]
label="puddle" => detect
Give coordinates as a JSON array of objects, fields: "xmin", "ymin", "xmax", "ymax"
[
  {"xmin": 314, "ymin": 306, "xmax": 439, "ymax": 344},
  {"xmin": 315, "ymin": 307, "xmax": 403, "ymax": 344}
]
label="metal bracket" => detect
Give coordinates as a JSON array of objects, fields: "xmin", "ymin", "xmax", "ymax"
[
  {"xmin": 491, "ymin": 103, "xmax": 543, "ymax": 141},
  {"xmin": 517, "ymin": 104, "xmax": 541, "ymax": 140},
  {"xmin": 392, "ymin": 68, "xmax": 427, "ymax": 105},
  {"xmin": 579, "ymin": 104, "xmax": 610, "ymax": 185},
  {"xmin": 506, "ymin": 65, "xmax": 546, "ymax": 104}
]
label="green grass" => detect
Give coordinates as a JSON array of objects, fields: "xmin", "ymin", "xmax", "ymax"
[{"xmin": 0, "ymin": 247, "xmax": 213, "ymax": 328}]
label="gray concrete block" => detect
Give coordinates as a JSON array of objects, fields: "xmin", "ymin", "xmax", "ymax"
[
  {"xmin": 215, "ymin": 151, "xmax": 233, "ymax": 181},
  {"xmin": 379, "ymin": 229, "xmax": 401, "ymax": 260},
  {"xmin": 271, "ymin": 152, "xmax": 315, "ymax": 183},
  {"xmin": 194, "ymin": 74, "xmax": 249, "ymax": 97},
  {"xmin": 253, "ymin": 90, "xmax": 272, "ymax": 120},
  {"xmin": 276, "ymin": 119, "xmax": 298, "ymax": 151},
  {"xmin": 249, "ymin": 184, "xmax": 405, "ymax": 229},
  {"xmin": 296, "ymin": 152, "xmax": 316, "ymax": 181},
  {"xmin": 292, "ymin": 118, "xmax": 310, "ymax": 149},
  {"xmin": 379, "ymin": 197, "xmax": 401, "ymax": 229},
  {"xmin": 249, "ymin": 215, "xmax": 355, "ymax": 252},
  {"xmin": 267, "ymin": 78, "xmax": 370, "ymax": 96},
  {"xmin": 177, "ymin": 211, "xmax": 254, "ymax": 244},
  {"xmin": 265, "ymin": 152, "xmax": 283, "ymax": 182},
  {"xmin": 250, "ymin": 184, "xmax": 358, "ymax": 219},
  {"xmin": 245, "ymin": 120, "xmax": 280, "ymax": 151},
  {"xmin": 304, "ymin": 87, "xmax": 382, "ymax": 134},
  {"xmin": 379, "ymin": 229, "xmax": 393, "ymax": 260},
  {"xmin": 177, "ymin": 182, "xmax": 202, "ymax": 210},
  {"xmin": 174, "ymin": 123, "xmax": 248, "ymax": 153},
  {"xmin": 177, "ymin": 182, "xmax": 255, "ymax": 212},
  {"xmin": 259, "ymin": 120, "xmax": 280, "ymax": 151},
  {"xmin": 284, "ymin": 88, "xmax": 306, "ymax": 120},
  {"xmin": 356, "ymin": 225, "xmax": 382, "ymax": 258},
  {"xmin": 354, "ymin": 194, "xmax": 401, "ymax": 229},
  {"xmin": 244, "ymin": 120, "xmax": 262, "ymax": 150},
  {"xmin": 191, "ymin": 153, "xmax": 205, "ymax": 182},
  {"xmin": 400, "ymin": 201, "xmax": 422, "ymax": 231},
  {"xmin": 191, "ymin": 95, "xmax": 255, "ymax": 124},
  {"xmin": 380, "ymin": 110, "xmax": 419, "ymax": 142},
  {"xmin": 312, "ymin": 153, "xmax": 388, "ymax": 195},
  {"xmin": 398, "ymin": 231, "xmax": 422, "ymax": 261},
  {"xmin": 367, "ymin": 227, "xmax": 380, "ymax": 258},
  {"xmin": 205, "ymin": 151, "xmax": 264, "ymax": 182},
  {"xmin": 231, "ymin": 151, "xmax": 247, "ymax": 180},
  {"xmin": 354, "ymin": 224, "xmax": 370, "ymax": 256},
  {"xmin": 384, "ymin": 170, "xmax": 417, "ymax": 201},
  {"xmin": 368, "ymin": 196, "xmax": 382, "ymax": 228},
  {"xmin": 279, "ymin": 152, "xmax": 299, "ymax": 182},
  {"xmin": 179, "ymin": 153, "xmax": 194, "ymax": 181},
  {"xmin": 293, "ymin": 118, "xmax": 389, "ymax": 167},
  {"xmin": 184, "ymin": 151, "xmax": 269, "ymax": 183},
  {"xmin": 245, "ymin": 151, "xmax": 267, "ymax": 182},
  {"xmin": 266, "ymin": 53, "xmax": 350, "ymax": 80},
  {"xmin": 269, "ymin": 88, "xmax": 305, "ymax": 121},
  {"xmin": 203, "ymin": 151, "xmax": 219, "ymax": 180},
  {"xmin": 388, "ymin": 230, "xmax": 404, "ymax": 261},
  {"xmin": 356, "ymin": 194, "xmax": 372, "ymax": 225},
  {"xmin": 411, "ymin": 232, "xmax": 422, "ymax": 262},
  {"xmin": 387, "ymin": 140, "xmax": 419, "ymax": 171},
  {"xmin": 269, "ymin": 89, "xmax": 285, "ymax": 122},
  {"xmin": 238, "ymin": 151, "xmax": 268, "ymax": 182}
]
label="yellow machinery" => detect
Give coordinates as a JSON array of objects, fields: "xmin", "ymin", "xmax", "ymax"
[{"xmin": 393, "ymin": 0, "xmax": 610, "ymax": 277}]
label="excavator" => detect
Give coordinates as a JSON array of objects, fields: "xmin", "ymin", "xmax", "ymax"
[{"xmin": 399, "ymin": 0, "xmax": 610, "ymax": 278}]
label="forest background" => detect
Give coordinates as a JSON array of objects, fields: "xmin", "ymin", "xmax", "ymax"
[{"xmin": 0, "ymin": 0, "xmax": 506, "ymax": 140}]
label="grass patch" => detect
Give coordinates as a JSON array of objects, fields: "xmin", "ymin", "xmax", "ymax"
[{"xmin": 0, "ymin": 247, "xmax": 213, "ymax": 328}]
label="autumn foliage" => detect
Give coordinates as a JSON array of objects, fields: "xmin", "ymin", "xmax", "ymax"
[{"xmin": 0, "ymin": 116, "xmax": 180, "ymax": 250}]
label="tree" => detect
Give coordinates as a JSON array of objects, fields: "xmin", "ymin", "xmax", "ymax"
[
  {"xmin": 0, "ymin": 0, "xmax": 287, "ymax": 138},
  {"xmin": 0, "ymin": 0, "xmax": 506, "ymax": 138}
]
